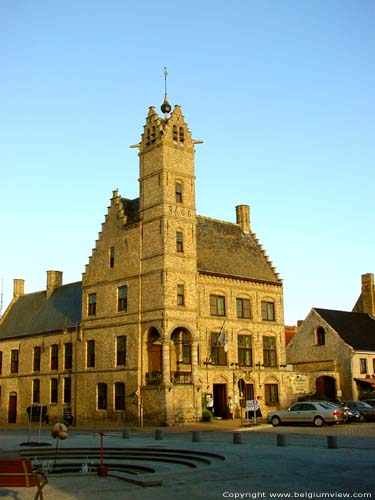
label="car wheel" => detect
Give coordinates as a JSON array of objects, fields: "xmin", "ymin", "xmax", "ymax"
[
  {"xmin": 313, "ymin": 416, "xmax": 324, "ymax": 427},
  {"xmin": 359, "ymin": 414, "xmax": 366, "ymax": 422},
  {"xmin": 271, "ymin": 416, "xmax": 281, "ymax": 427}
]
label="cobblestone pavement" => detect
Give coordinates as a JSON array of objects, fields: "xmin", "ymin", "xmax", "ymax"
[{"xmin": 0, "ymin": 421, "xmax": 374, "ymax": 500}]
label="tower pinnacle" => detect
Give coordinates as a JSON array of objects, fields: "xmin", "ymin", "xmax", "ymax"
[{"xmin": 161, "ymin": 66, "xmax": 172, "ymax": 116}]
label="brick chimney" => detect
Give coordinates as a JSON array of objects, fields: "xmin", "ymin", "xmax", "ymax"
[
  {"xmin": 235, "ymin": 204, "xmax": 250, "ymax": 234},
  {"xmin": 13, "ymin": 279, "xmax": 25, "ymax": 298},
  {"xmin": 47, "ymin": 270, "xmax": 63, "ymax": 298},
  {"xmin": 361, "ymin": 273, "xmax": 375, "ymax": 316}
]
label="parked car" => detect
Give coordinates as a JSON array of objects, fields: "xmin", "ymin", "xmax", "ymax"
[
  {"xmin": 363, "ymin": 399, "xmax": 375, "ymax": 408},
  {"xmin": 340, "ymin": 401, "xmax": 375, "ymax": 421},
  {"xmin": 267, "ymin": 401, "xmax": 346, "ymax": 427},
  {"xmin": 341, "ymin": 405, "xmax": 361, "ymax": 423}
]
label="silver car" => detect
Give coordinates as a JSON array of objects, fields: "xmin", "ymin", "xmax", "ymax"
[{"xmin": 267, "ymin": 401, "xmax": 346, "ymax": 427}]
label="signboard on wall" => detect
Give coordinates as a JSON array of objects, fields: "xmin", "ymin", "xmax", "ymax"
[{"xmin": 291, "ymin": 375, "xmax": 309, "ymax": 394}]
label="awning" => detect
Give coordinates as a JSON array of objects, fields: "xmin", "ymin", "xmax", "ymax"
[{"xmin": 354, "ymin": 377, "xmax": 375, "ymax": 385}]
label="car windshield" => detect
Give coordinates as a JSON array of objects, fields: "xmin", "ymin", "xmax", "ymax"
[{"xmin": 357, "ymin": 401, "xmax": 372, "ymax": 408}]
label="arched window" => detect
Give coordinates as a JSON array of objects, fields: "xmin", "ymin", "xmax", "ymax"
[
  {"xmin": 179, "ymin": 127, "xmax": 185, "ymax": 142},
  {"xmin": 316, "ymin": 326, "xmax": 325, "ymax": 346}
]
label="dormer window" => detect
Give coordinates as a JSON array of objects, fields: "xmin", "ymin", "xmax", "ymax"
[
  {"xmin": 146, "ymin": 128, "xmax": 150, "ymax": 146},
  {"xmin": 173, "ymin": 125, "xmax": 178, "ymax": 142},
  {"xmin": 151, "ymin": 126, "xmax": 156, "ymax": 143},
  {"xmin": 316, "ymin": 326, "xmax": 325, "ymax": 346}
]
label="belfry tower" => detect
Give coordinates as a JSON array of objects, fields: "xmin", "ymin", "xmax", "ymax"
[{"xmin": 135, "ymin": 73, "xmax": 202, "ymax": 423}]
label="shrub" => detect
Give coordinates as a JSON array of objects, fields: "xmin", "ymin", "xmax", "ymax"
[{"xmin": 201, "ymin": 410, "xmax": 213, "ymax": 422}]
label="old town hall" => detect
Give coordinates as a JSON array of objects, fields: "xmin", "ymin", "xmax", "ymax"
[{"xmin": 0, "ymin": 92, "xmax": 288, "ymax": 426}]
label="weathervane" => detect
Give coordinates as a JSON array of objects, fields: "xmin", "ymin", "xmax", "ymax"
[{"xmin": 161, "ymin": 66, "xmax": 171, "ymax": 117}]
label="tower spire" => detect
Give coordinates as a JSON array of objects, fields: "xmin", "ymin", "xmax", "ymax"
[{"xmin": 161, "ymin": 66, "xmax": 172, "ymax": 117}]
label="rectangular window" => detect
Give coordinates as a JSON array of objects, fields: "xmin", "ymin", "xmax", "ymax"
[
  {"xmin": 118, "ymin": 286, "xmax": 128, "ymax": 312},
  {"xmin": 211, "ymin": 332, "xmax": 227, "ymax": 366},
  {"xmin": 175, "ymin": 182, "xmax": 183, "ymax": 203},
  {"xmin": 51, "ymin": 378, "xmax": 58, "ymax": 404},
  {"xmin": 261, "ymin": 301, "xmax": 275, "ymax": 321},
  {"xmin": 360, "ymin": 358, "xmax": 368, "ymax": 374},
  {"xmin": 64, "ymin": 342, "xmax": 73, "ymax": 370},
  {"xmin": 98, "ymin": 383, "xmax": 107, "ymax": 410},
  {"xmin": 238, "ymin": 335, "xmax": 252, "ymax": 366},
  {"xmin": 64, "ymin": 377, "xmax": 71, "ymax": 403},
  {"xmin": 51, "ymin": 344, "xmax": 59, "ymax": 370},
  {"xmin": 176, "ymin": 231, "xmax": 184, "ymax": 252},
  {"xmin": 10, "ymin": 349, "xmax": 19, "ymax": 374},
  {"xmin": 33, "ymin": 346, "xmax": 41, "ymax": 372},
  {"xmin": 115, "ymin": 382, "xmax": 125, "ymax": 410},
  {"xmin": 0, "ymin": 351, "xmax": 2, "ymax": 374},
  {"xmin": 263, "ymin": 336, "xmax": 277, "ymax": 367},
  {"xmin": 87, "ymin": 340, "xmax": 95, "ymax": 368},
  {"xmin": 88, "ymin": 293, "xmax": 97, "ymax": 316},
  {"xmin": 265, "ymin": 384, "xmax": 279, "ymax": 405},
  {"xmin": 182, "ymin": 343, "xmax": 191, "ymax": 365},
  {"xmin": 236, "ymin": 298, "xmax": 251, "ymax": 319},
  {"xmin": 177, "ymin": 284, "xmax": 185, "ymax": 306},
  {"xmin": 116, "ymin": 336, "xmax": 126, "ymax": 366},
  {"xmin": 109, "ymin": 246, "xmax": 115, "ymax": 268},
  {"xmin": 210, "ymin": 295, "xmax": 226, "ymax": 316},
  {"xmin": 33, "ymin": 379, "xmax": 40, "ymax": 404}
]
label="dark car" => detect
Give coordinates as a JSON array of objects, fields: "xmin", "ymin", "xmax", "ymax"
[
  {"xmin": 341, "ymin": 401, "xmax": 375, "ymax": 421},
  {"xmin": 341, "ymin": 405, "xmax": 360, "ymax": 422},
  {"xmin": 363, "ymin": 399, "xmax": 375, "ymax": 408}
]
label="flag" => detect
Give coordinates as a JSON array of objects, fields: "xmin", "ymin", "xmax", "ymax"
[{"xmin": 217, "ymin": 321, "xmax": 228, "ymax": 351}]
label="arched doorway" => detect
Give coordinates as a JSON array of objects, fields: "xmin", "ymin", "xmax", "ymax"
[
  {"xmin": 8, "ymin": 392, "xmax": 17, "ymax": 423},
  {"xmin": 316, "ymin": 376, "xmax": 336, "ymax": 401}
]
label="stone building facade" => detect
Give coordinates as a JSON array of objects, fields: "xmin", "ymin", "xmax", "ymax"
[
  {"xmin": 287, "ymin": 274, "xmax": 375, "ymax": 401},
  {"xmin": 0, "ymin": 100, "xmax": 290, "ymax": 426}
]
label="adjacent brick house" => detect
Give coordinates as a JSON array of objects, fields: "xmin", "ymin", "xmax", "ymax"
[{"xmin": 0, "ymin": 99, "xmax": 288, "ymax": 425}]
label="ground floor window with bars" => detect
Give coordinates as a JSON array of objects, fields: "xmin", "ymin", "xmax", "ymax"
[
  {"xmin": 115, "ymin": 382, "xmax": 125, "ymax": 410},
  {"xmin": 265, "ymin": 383, "xmax": 279, "ymax": 405},
  {"xmin": 98, "ymin": 383, "xmax": 107, "ymax": 410}
]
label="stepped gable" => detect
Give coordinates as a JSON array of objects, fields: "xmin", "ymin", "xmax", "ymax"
[
  {"xmin": 196, "ymin": 216, "xmax": 280, "ymax": 284},
  {"xmin": 140, "ymin": 105, "xmax": 194, "ymax": 149},
  {"xmin": 315, "ymin": 308, "xmax": 375, "ymax": 351},
  {"xmin": 0, "ymin": 282, "xmax": 82, "ymax": 340}
]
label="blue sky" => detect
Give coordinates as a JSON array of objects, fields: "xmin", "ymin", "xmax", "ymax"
[{"xmin": 0, "ymin": 0, "xmax": 374, "ymax": 325}]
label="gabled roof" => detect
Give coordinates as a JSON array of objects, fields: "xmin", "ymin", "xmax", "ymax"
[
  {"xmin": 0, "ymin": 282, "xmax": 82, "ymax": 340},
  {"xmin": 196, "ymin": 216, "xmax": 280, "ymax": 284},
  {"xmin": 315, "ymin": 308, "xmax": 375, "ymax": 351}
]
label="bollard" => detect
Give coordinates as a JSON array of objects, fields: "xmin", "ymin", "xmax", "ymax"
[
  {"xmin": 192, "ymin": 431, "xmax": 201, "ymax": 442},
  {"xmin": 155, "ymin": 429, "xmax": 164, "ymax": 440},
  {"xmin": 327, "ymin": 435, "xmax": 337, "ymax": 449},
  {"xmin": 122, "ymin": 429, "xmax": 131, "ymax": 439},
  {"xmin": 233, "ymin": 432, "xmax": 243, "ymax": 444},
  {"xmin": 276, "ymin": 434, "xmax": 286, "ymax": 447}
]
